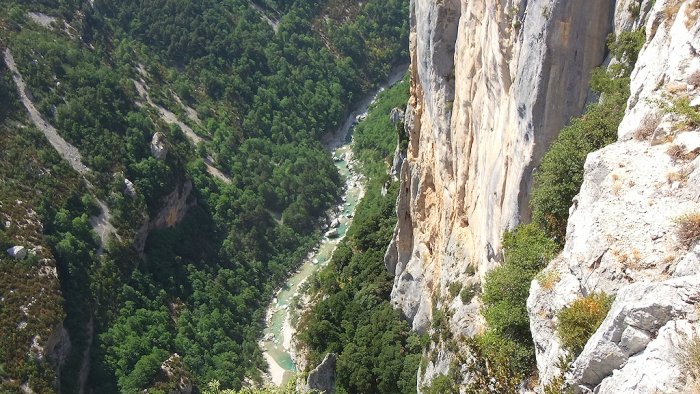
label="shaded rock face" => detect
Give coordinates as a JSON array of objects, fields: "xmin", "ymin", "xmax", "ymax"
[
  {"xmin": 386, "ymin": 0, "xmax": 614, "ymax": 352},
  {"xmin": 528, "ymin": 1, "xmax": 700, "ymax": 391},
  {"xmin": 305, "ymin": 353, "xmax": 336, "ymax": 394},
  {"xmin": 134, "ymin": 180, "xmax": 195, "ymax": 253},
  {"xmin": 150, "ymin": 180, "xmax": 194, "ymax": 229}
]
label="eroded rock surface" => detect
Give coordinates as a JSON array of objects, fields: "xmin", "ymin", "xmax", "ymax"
[
  {"xmin": 528, "ymin": 1, "xmax": 700, "ymax": 391},
  {"xmin": 386, "ymin": 0, "xmax": 615, "ymax": 386}
]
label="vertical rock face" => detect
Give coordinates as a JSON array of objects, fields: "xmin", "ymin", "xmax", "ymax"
[
  {"xmin": 528, "ymin": 1, "xmax": 700, "ymax": 392},
  {"xmin": 386, "ymin": 0, "xmax": 614, "ymax": 338},
  {"xmin": 134, "ymin": 180, "xmax": 195, "ymax": 253},
  {"xmin": 304, "ymin": 353, "xmax": 336, "ymax": 394}
]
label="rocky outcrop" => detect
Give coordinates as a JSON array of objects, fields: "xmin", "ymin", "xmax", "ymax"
[
  {"xmin": 134, "ymin": 180, "xmax": 195, "ymax": 253},
  {"xmin": 386, "ymin": 0, "xmax": 615, "ymax": 356},
  {"xmin": 1, "ymin": 200, "xmax": 68, "ymax": 392},
  {"xmin": 304, "ymin": 353, "xmax": 336, "ymax": 394},
  {"xmin": 160, "ymin": 353, "xmax": 192, "ymax": 394},
  {"xmin": 7, "ymin": 245, "xmax": 27, "ymax": 259},
  {"xmin": 528, "ymin": 1, "xmax": 700, "ymax": 391},
  {"xmin": 123, "ymin": 178, "xmax": 137, "ymax": 198},
  {"xmin": 570, "ymin": 277, "xmax": 700, "ymax": 392},
  {"xmin": 150, "ymin": 132, "xmax": 168, "ymax": 160}
]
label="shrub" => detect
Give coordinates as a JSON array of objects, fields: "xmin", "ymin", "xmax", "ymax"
[
  {"xmin": 677, "ymin": 334, "xmax": 700, "ymax": 384},
  {"xmin": 676, "ymin": 212, "xmax": 700, "ymax": 249},
  {"xmin": 667, "ymin": 97, "xmax": 700, "ymax": 127},
  {"xmin": 633, "ymin": 113, "xmax": 661, "ymax": 141},
  {"xmin": 460, "ymin": 283, "xmax": 477, "ymax": 304},
  {"xmin": 557, "ymin": 293, "xmax": 613, "ymax": 356},
  {"xmin": 476, "ymin": 331, "xmax": 534, "ymax": 377},
  {"xmin": 422, "ymin": 374, "xmax": 458, "ymax": 394},
  {"xmin": 535, "ymin": 270, "xmax": 561, "ymax": 291},
  {"xmin": 480, "ymin": 224, "xmax": 557, "ymax": 376},
  {"xmin": 448, "ymin": 281, "xmax": 462, "ymax": 298}
]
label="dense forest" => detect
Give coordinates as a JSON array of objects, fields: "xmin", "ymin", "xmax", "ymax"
[{"xmin": 0, "ymin": 0, "xmax": 409, "ymax": 391}]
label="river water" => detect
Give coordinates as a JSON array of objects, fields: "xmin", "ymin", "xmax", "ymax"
[{"xmin": 260, "ymin": 66, "xmax": 408, "ymax": 386}]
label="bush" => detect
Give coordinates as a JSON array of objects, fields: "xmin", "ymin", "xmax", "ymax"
[
  {"xmin": 480, "ymin": 224, "xmax": 557, "ymax": 375},
  {"xmin": 557, "ymin": 293, "xmax": 613, "ymax": 356},
  {"xmin": 676, "ymin": 212, "xmax": 700, "ymax": 249},
  {"xmin": 667, "ymin": 97, "xmax": 700, "ymax": 128},
  {"xmin": 678, "ymin": 334, "xmax": 700, "ymax": 384},
  {"xmin": 422, "ymin": 374, "xmax": 458, "ymax": 394},
  {"xmin": 476, "ymin": 331, "xmax": 534, "ymax": 377},
  {"xmin": 448, "ymin": 281, "xmax": 462, "ymax": 298},
  {"xmin": 460, "ymin": 283, "xmax": 477, "ymax": 304}
]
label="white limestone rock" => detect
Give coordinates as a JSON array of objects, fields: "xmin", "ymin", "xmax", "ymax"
[
  {"xmin": 150, "ymin": 132, "xmax": 168, "ymax": 160},
  {"xmin": 529, "ymin": 1, "xmax": 700, "ymax": 391},
  {"xmin": 123, "ymin": 178, "xmax": 137, "ymax": 198},
  {"xmin": 7, "ymin": 245, "xmax": 27, "ymax": 260}
]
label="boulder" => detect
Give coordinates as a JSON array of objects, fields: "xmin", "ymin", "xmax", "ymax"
[
  {"xmin": 7, "ymin": 245, "xmax": 26, "ymax": 260},
  {"xmin": 123, "ymin": 178, "xmax": 137, "ymax": 198},
  {"xmin": 569, "ymin": 276, "xmax": 700, "ymax": 392},
  {"xmin": 305, "ymin": 353, "xmax": 336, "ymax": 394},
  {"xmin": 150, "ymin": 132, "xmax": 168, "ymax": 160}
]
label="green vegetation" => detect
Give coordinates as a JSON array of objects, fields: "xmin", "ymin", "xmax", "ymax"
[
  {"xmin": 666, "ymin": 96, "xmax": 700, "ymax": 128},
  {"xmin": 531, "ymin": 30, "xmax": 645, "ymax": 242},
  {"xmin": 479, "ymin": 224, "xmax": 558, "ymax": 376},
  {"xmin": 297, "ymin": 77, "xmax": 422, "ymax": 394},
  {"xmin": 469, "ymin": 30, "xmax": 646, "ymax": 387},
  {"xmin": 422, "ymin": 374, "xmax": 459, "ymax": 394},
  {"xmin": 557, "ymin": 293, "xmax": 613, "ymax": 356},
  {"xmin": 353, "ymin": 74, "xmax": 410, "ymax": 177},
  {"xmin": 0, "ymin": 0, "xmax": 409, "ymax": 391},
  {"xmin": 202, "ymin": 378, "xmax": 299, "ymax": 394},
  {"xmin": 0, "ymin": 57, "xmax": 87, "ymax": 393}
]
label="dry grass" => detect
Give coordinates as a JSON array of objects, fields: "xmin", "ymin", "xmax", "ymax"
[
  {"xmin": 676, "ymin": 212, "xmax": 700, "ymax": 249},
  {"xmin": 666, "ymin": 166, "xmax": 692, "ymax": 185},
  {"xmin": 666, "ymin": 144, "xmax": 699, "ymax": 162},
  {"xmin": 614, "ymin": 248, "xmax": 643, "ymax": 270},
  {"xmin": 633, "ymin": 113, "xmax": 661, "ymax": 140},
  {"xmin": 689, "ymin": 70, "xmax": 700, "ymax": 87},
  {"xmin": 665, "ymin": 0, "xmax": 683, "ymax": 21},
  {"xmin": 612, "ymin": 179, "xmax": 623, "ymax": 195},
  {"xmin": 677, "ymin": 333, "xmax": 700, "ymax": 391},
  {"xmin": 685, "ymin": 0, "xmax": 700, "ymax": 29},
  {"xmin": 667, "ymin": 82, "xmax": 689, "ymax": 94},
  {"xmin": 536, "ymin": 270, "xmax": 561, "ymax": 291}
]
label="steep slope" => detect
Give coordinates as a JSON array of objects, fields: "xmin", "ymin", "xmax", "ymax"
[
  {"xmin": 529, "ymin": 1, "xmax": 700, "ymax": 392},
  {"xmin": 385, "ymin": 0, "xmax": 614, "ymax": 345},
  {"xmin": 0, "ymin": 0, "xmax": 409, "ymax": 392}
]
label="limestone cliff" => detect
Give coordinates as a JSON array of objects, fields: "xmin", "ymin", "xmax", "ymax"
[
  {"xmin": 387, "ymin": 0, "xmax": 700, "ymax": 391},
  {"xmin": 386, "ymin": 0, "xmax": 614, "ymax": 342},
  {"xmin": 529, "ymin": 1, "xmax": 700, "ymax": 392}
]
